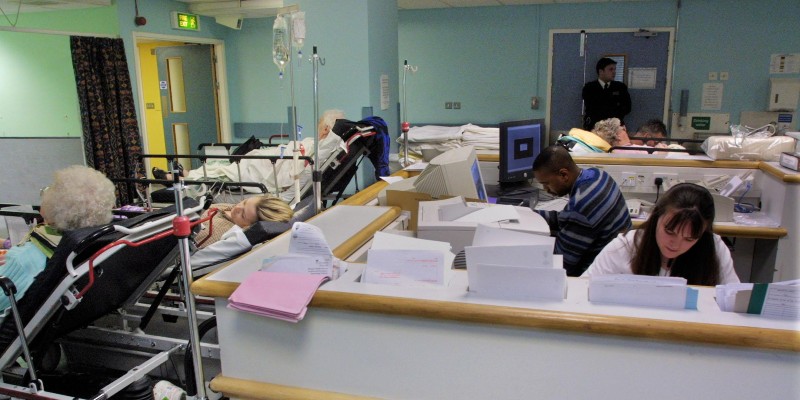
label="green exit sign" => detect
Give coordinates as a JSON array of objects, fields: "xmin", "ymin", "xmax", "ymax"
[{"xmin": 172, "ymin": 11, "xmax": 200, "ymax": 31}]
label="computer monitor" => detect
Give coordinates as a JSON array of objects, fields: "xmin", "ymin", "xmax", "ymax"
[
  {"xmin": 499, "ymin": 119, "xmax": 546, "ymax": 190},
  {"xmin": 413, "ymin": 146, "xmax": 487, "ymax": 201}
]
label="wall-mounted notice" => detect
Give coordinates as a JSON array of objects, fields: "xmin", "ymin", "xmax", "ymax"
[
  {"xmin": 628, "ymin": 68, "xmax": 657, "ymax": 89},
  {"xmin": 380, "ymin": 74, "xmax": 390, "ymax": 110},
  {"xmin": 770, "ymin": 53, "xmax": 800, "ymax": 74},
  {"xmin": 701, "ymin": 82, "xmax": 724, "ymax": 110}
]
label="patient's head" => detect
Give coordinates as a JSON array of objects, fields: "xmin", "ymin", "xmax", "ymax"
[
  {"xmin": 634, "ymin": 119, "xmax": 668, "ymax": 146},
  {"xmin": 226, "ymin": 196, "xmax": 294, "ymax": 228},
  {"xmin": 40, "ymin": 165, "xmax": 116, "ymax": 231},
  {"xmin": 592, "ymin": 118, "xmax": 631, "ymax": 147},
  {"xmin": 318, "ymin": 109, "xmax": 345, "ymax": 140}
]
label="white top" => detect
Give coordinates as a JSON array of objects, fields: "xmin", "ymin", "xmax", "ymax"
[
  {"xmin": 582, "ymin": 230, "xmax": 740, "ymax": 284},
  {"xmin": 190, "ymin": 225, "xmax": 250, "ymax": 268}
]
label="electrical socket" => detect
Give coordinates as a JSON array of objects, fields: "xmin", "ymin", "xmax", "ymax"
[
  {"xmin": 620, "ymin": 172, "xmax": 643, "ymax": 187},
  {"xmin": 445, "ymin": 102, "xmax": 453, "ymax": 109},
  {"xmin": 654, "ymin": 173, "xmax": 679, "ymax": 187}
]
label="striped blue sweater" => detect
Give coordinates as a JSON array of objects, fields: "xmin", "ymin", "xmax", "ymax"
[{"xmin": 537, "ymin": 168, "xmax": 631, "ymax": 276}]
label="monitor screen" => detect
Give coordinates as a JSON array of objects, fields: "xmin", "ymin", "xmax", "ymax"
[
  {"xmin": 470, "ymin": 158, "xmax": 487, "ymax": 201},
  {"xmin": 499, "ymin": 119, "xmax": 545, "ymax": 189}
]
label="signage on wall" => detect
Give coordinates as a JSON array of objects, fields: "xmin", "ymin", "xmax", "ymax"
[
  {"xmin": 691, "ymin": 116, "xmax": 711, "ymax": 130},
  {"xmin": 171, "ymin": 11, "xmax": 200, "ymax": 31}
]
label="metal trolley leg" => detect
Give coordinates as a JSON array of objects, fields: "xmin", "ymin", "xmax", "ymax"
[{"xmin": 0, "ymin": 276, "xmax": 44, "ymax": 393}]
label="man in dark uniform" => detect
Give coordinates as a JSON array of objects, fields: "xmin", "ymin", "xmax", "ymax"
[{"xmin": 582, "ymin": 57, "xmax": 631, "ymax": 131}]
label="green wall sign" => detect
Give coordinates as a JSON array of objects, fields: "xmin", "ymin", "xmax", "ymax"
[
  {"xmin": 691, "ymin": 116, "xmax": 711, "ymax": 130},
  {"xmin": 172, "ymin": 12, "xmax": 199, "ymax": 31}
]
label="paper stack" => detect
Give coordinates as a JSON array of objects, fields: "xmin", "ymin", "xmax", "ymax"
[
  {"xmin": 228, "ymin": 271, "xmax": 329, "ymax": 322},
  {"xmin": 363, "ymin": 231, "xmax": 455, "ymax": 287},
  {"xmin": 716, "ymin": 279, "xmax": 800, "ymax": 319},
  {"xmin": 464, "ymin": 224, "xmax": 564, "ymax": 301},
  {"xmin": 260, "ymin": 222, "xmax": 345, "ymax": 278},
  {"xmin": 588, "ymin": 275, "xmax": 698, "ymax": 310}
]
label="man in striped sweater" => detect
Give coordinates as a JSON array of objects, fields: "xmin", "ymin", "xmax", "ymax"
[{"xmin": 532, "ymin": 146, "xmax": 631, "ymax": 276}]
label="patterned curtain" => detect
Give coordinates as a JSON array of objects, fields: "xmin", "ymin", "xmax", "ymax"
[{"xmin": 70, "ymin": 36, "xmax": 144, "ymax": 206}]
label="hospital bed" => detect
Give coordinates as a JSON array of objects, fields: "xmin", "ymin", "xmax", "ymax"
[
  {"xmin": 132, "ymin": 116, "xmax": 391, "ymax": 208},
  {"xmin": 0, "ymin": 200, "xmax": 213, "ymax": 400},
  {"xmin": 609, "ymin": 137, "xmax": 705, "ymax": 155},
  {"xmin": 188, "ymin": 194, "xmax": 317, "ymax": 278}
]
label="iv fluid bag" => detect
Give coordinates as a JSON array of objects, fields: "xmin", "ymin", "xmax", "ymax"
[
  {"xmin": 272, "ymin": 15, "xmax": 289, "ymax": 77},
  {"xmin": 291, "ymin": 11, "xmax": 306, "ymax": 54}
]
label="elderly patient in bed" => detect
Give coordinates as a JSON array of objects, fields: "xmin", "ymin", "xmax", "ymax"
[
  {"xmin": 155, "ymin": 110, "xmax": 347, "ymax": 202},
  {"xmin": 560, "ymin": 118, "xmax": 684, "ymax": 154},
  {"xmin": 0, "ymin": 166, "xmax": 116, "ymax": 312}
]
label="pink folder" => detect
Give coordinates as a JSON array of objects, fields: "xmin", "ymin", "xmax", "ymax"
[{"xmin": 228, "ymin": 271, "xmax": 329, "ymax": 323}]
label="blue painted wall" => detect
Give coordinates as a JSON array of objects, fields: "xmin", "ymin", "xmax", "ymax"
[
  {"xmin": 3, "ymin": 0, "xmax": 798, "ymax": 139},
  {"xmin": 399, "ymin": 0, "xmax": 799, "ymax": 130}
]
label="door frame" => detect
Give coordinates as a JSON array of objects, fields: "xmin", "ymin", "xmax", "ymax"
[
  {"xmin": 131, "ymin": 31, "xmax": 231, "ymax": 170},
  {"xmin": 546, "ymin": 27, "xmax": 675, "ymax": 138}
]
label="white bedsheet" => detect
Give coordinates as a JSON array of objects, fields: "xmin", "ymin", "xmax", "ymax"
[
  {"xmin": 185, "ymin": 135, "xmax": 344, "ymax": 200},
  {"xmin": 462, "ymin": 125, "xmax": 499, "ymax": 150},
  {"xmin": 402, "ymin": 124, "xmax": 467, "ymax": 142},
  {"xmin": 396, "ymin": 123, "xmax": 500, "ymax": 154}
]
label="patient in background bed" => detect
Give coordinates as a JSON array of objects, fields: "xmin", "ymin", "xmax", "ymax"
[
  {"xmin": 631, "ymin": 119, "xmax": 667, "ymax": 146},
  {"xmin": 156, "ymin": 110, "xmax": 347, "ymax": 202},
  {"xmin": 0, "ymin": 166, "xmax": 116, "ymax": 311},
  {"xmin": 189, "ymin": 195, "xmax": 294, "ymax": 269},
  {"xmin": 560, "ymin": 118, "xmax": 674, "ymax": 154}
]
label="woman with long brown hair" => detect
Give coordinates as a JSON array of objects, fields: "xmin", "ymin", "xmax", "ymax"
[{"xmin": 583, "ymin": 183, "xmax": 739, "ymax": 285}]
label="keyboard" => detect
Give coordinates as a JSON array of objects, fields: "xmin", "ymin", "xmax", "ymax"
[{"xmin": 496, "ymin": 197, "xmax": 530, "ymax": 207}]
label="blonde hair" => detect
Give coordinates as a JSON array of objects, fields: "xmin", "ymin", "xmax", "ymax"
[
  {"xmin": 592, "ymin": 118, "xmax": 622, "ymax": 146},
  {"xmin": 40, "ymin": 165, "xmax": 116, "ymax": 231},
  {"xmin": 255, "ymin": 196, "xmax": 294, "ymax": 223}
]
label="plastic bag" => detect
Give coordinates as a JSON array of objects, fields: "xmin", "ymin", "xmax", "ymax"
[
  {"xmin": 730, "ymin": 124, "xmax": 776, "ymax": 146},
  {"xmin": 702, "ymin": 124, "xmax": 795, "ymax": 161}
]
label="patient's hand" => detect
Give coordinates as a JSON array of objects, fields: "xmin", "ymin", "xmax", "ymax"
[{"xmin": 0, "ymin": 250, "xmax": 6, "ymax": 266}]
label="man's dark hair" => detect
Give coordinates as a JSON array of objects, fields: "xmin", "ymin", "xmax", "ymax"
[
  {"xmin": 596, "ymin": 57, "xmax": 617, "ymax": 74},
  {"xmin": 533, "ymin": 145, "xmax": 578, "ymax": 175},
  {"xmin": 637, "ymin": 119, "xmax": 668, "ymax": 136}
]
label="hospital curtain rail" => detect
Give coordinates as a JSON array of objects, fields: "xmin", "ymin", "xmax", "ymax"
[{"xmin": 71, "ymin": 36, "xmax": 145, "ymax": 206}]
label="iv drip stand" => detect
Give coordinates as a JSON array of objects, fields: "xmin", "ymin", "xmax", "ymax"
[
  {"xmin": 170, "ymin": 161, "xmax": 207, "ymax": 400},
  {"xmin": 311, "ymin": 46, "xmax": 325, "ymax": 213},
  {"xmin": 284, "ymin": 10, "xmax": 301, "ymax": 206},
  {"xmin": 401, "ymin": 60, "xmax": 417, "ymax": 166}
]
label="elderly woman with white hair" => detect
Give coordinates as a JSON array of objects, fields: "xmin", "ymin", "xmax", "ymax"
[{"xmin": 0, "ymin": 165, "xmax": 116, "ymax": 311}]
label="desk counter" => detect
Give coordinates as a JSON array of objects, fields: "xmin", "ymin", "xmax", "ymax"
[
  {"xmin": 629, "ymin": 219, "xmax": 787, "ymax": 239},
  {"xmin": 469, "ymin": 154, "xmax": 797, "ymax": 280},
  {"xmin": 203, "ymin": 267, "xmax": 800, "ymax": 400},
  {"xmin": 194, "ymin": 204, "xmax": 800, "ymax": 400},
  {"xmin": 479, "ymin": 153, "xmax": 800, "ymax": 183}
]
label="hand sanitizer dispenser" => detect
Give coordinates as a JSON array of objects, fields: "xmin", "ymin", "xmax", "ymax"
[{"xmin": 769, "ymin": 78, "xmax": 800, "ymax": 111}]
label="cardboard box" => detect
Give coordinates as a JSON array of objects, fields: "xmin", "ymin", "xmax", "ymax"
[
  {"xmin": 416, "ymin": 197, "xmax": 551, "ymax": 254},
  {"xmin": 385, "ymin": 190, "xmax": 484, "ymax": 231},
  {"xmin": 779, "ymin": 152, "xmax": 800, "ymax": 171}
]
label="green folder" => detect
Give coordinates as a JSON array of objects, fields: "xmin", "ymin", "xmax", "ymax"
[{"xmin": 746, "ymin": 283, "xmax": 769, "ymax": 314}]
